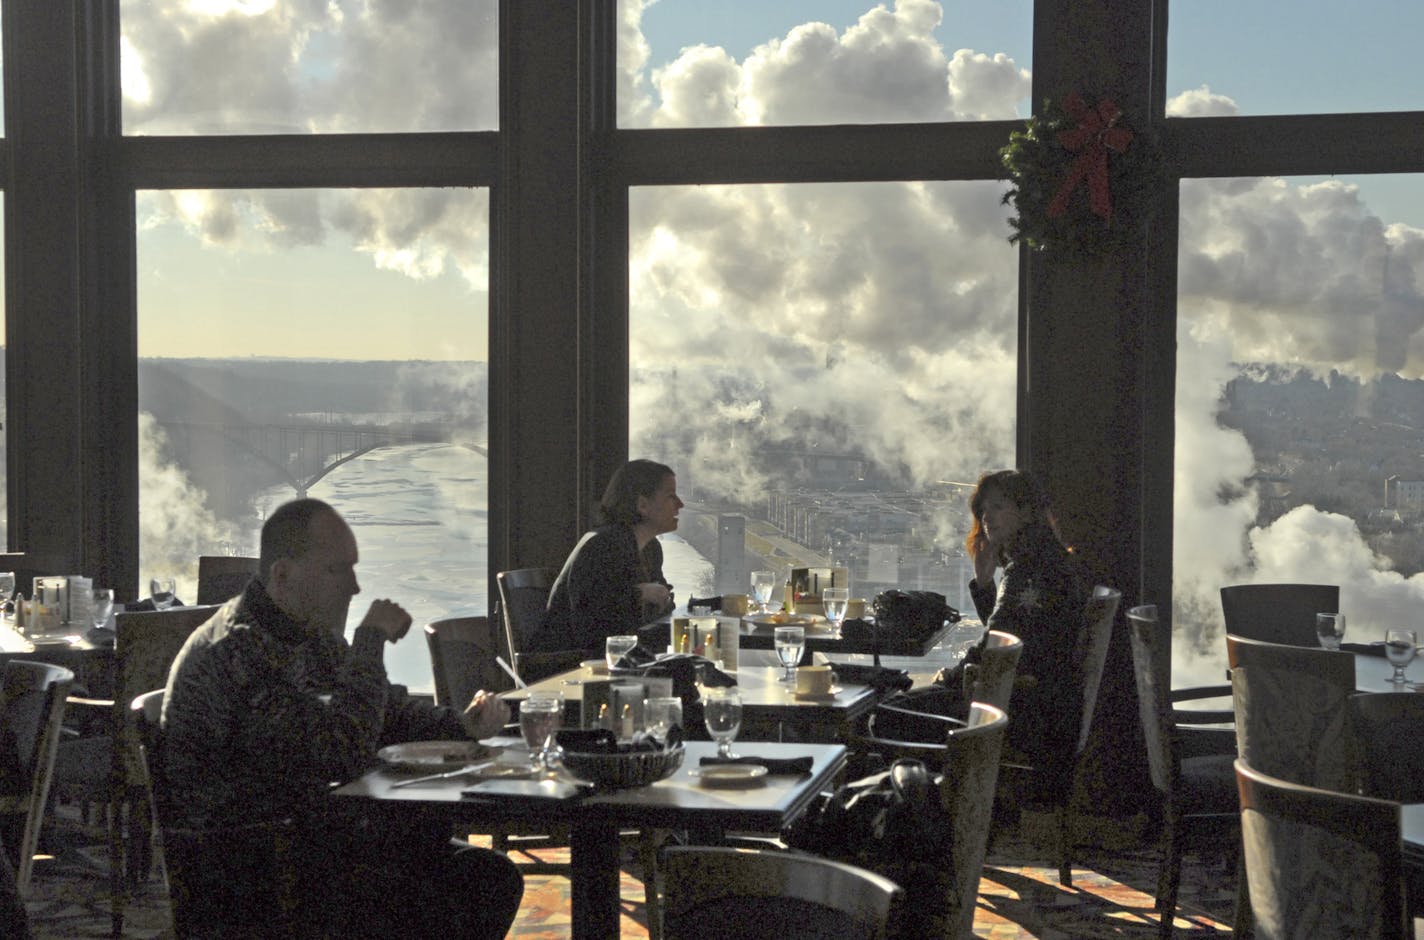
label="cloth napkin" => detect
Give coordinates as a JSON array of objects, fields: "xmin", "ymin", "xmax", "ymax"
[
  {"xmin": 700, "ymin": 755, "xmax": 814, "ymax": 775},
  {"xmin": 1340, "ymin": 641, "xmax": 1386, "ymax": 658},
  {"xmin": 830, "ymin": 663, "xmax": 913, "ymax": 693}
]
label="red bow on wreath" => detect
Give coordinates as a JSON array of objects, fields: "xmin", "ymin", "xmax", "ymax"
[{"xmin": 1047, "ymin": 91, "xmax": 1134, "ymax": 221}]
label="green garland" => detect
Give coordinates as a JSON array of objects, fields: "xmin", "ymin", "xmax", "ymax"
[{"xmin": 999, "ymin": 95, "xmax": 1160, "ymax": 256}]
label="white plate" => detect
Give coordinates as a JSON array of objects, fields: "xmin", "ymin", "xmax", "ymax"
[
  {"xmin": 793, "ymin": 685, "xmax": 844, "ymax": 701},
  {"xmin": 377, "ymin": 740, "xmax": 497, "ymax": 772},
  {"xmin": 744, "ymin": 613, "xmax": 823, "ymax": 629},
  {"xmin": 27, "ymin": 634, "xmax": 79, "ymax": 647},
  {"xmin": 695, "ymin": 764, "xmax": 769, "ymax": 787}
]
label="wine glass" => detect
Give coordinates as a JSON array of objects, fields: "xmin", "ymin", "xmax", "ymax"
[
  {"xmin": 90, "ymin": 588, "xmax": 115, "ymax": 630},
  {"xmin": 149, "ymin": 577, "xmax": 177, "ymax": 609},
  {"xmin": 0, "ymin": 572, "xmax": 14, "ymax": 619},
  {"xmin": 702, "ymin": 687, "xmax": 742, "ymax": 758},
  {"xmin": 750, "ymin": 570, "xmax": 775, "ymax": 614},
  {"xmin": 822, "ymin": 587, "xmax": 849, "ymax": 629},
  {"xmin": 1385, "ymin": 629, "xmax": 1417, "ymax": 686},
  {"xmin": 774, "ymin": 626, "xmax": 805, "ymax": 683},
  {"xmin": 519, "ymin": 691, "xmax": 564, "ymax": 774},
  {"xmin": 605, "ymin": 634, "xmax": 638, "ymax": 671},
  {"xmin": 644, "ymin": 695, "xmax": 682, "ymax": 741},
  {"xmin": 1314, "ymin": 612, "xmax": 1345, "ymax": 650}
]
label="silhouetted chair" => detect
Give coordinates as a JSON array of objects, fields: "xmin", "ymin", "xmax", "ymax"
[
  {"xmin": 50, "ymin": 604, "xmax": 218, "ymax": 936},
  {"xmin": 495, "ymin": 567, "xmax": 580, "ymax": 683},
  {"xmin": 1220, "ymin": 583, "xmax": 1339, "ymax": 648},
  {"xmin": 1235, "ymin": 758, "xmax": 1410, "ymax": 940},
  {"xmin": 1348, "ymin": 691, "xmax": 1424, "ymax": 803},
  {"xmin": 859, "ymin": 629, "xmax": 1020, "ymax": 749},
  {"xmin": 132, "ymin": 688, "xmax": 302, "ymax": 938},
  {"xmin": 1227, "ymin": 633, "xmax": 1356, "ymax": 792},
  {"xmin": 196, "ymin": 555, "xmax": 258, "ymax": 605},
  {"xmin": 659, "ymin": 845, "xmax": 902, "ymax": 940},
  {"xmin": 1128, "ymin": 605, "xmax": 1247, "ymax": 940},
  {"xmin": 998, "ymin": 584, "xmax": 1121, "ymax": 885},
  {"xmin": 0, "ymin": 660, "xmax": 74, "ymax": 895},
  {"xmin": 424, "ymin": 616, "xmax": 514, "ymax": 703}
]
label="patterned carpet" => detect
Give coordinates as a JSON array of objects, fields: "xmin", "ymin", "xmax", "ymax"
[{"xmin": 23, "ymin": 807, "xmax": 1239, "ymax": 938}]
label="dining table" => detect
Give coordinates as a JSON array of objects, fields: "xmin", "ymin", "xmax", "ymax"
[
  {"xmin": 331, "ymin": 739, "xmax": 847, "ymax": 939},
  {"xmin": 0, "ymin": 618, "xmax": 115, "ymax": 695},
  {"xmin": 502, "ymin": 655, "xmax": 881, "ymax": 743}
]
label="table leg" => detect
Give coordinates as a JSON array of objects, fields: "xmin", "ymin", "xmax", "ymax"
[{"xmin": 570, "ymin": 820, "xmax": 621, "ymax": 939}]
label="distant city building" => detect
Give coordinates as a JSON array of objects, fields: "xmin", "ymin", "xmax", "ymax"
[{"xmin": 1384, "ymin": 475, "xmax": 1424, "ymax": 509}]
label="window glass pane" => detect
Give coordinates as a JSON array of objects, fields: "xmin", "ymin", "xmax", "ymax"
[
  {"xmin": 120, "ymin": 0, "xmax": 498, "ymax": 134},
  {"xmin": 630, "ymin": 181, "xmax": 1016, "ymax": 616},
  {"xmin": 137, "ymin": 188, "xmax": 489, "ymax": 693},
  {"xmin": 1174, "ymin": 174, "xmax": 1424, "ymax": 687},
  {"xmin": 619, "ymin": 0, "xmax": 1031, "ymax": 128},
  {"xmin": 1168, "ymin": 0, "xmax": 1422, "ymax": 115}
]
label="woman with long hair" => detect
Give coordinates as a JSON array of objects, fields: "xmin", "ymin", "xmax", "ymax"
[
  {"xmin": 527, "ymin": 459, "xmax": 682, "ymax": 656},
  {"xmin": 878, "ymin": 469, "xmax": 1087, "ymax": 796}
]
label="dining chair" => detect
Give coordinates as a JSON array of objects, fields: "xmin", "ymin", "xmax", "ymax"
[
  {"xmin": 131, "ymin": 688, "xmax": 304, "ymax": 938},
  {"xmin": 1226, "ymin": 633, "xmax": 1356, "ymax": 792},
  {"xmin": 1348, "ymin": 691, "xmax": 1424, "ymax": 803},
  {"xmin": 1220, "ymin": 583, "xmax": 1339, "ymax": 648},
  {"xmin": 859, "ymin": 629, "xmax": 1021, "ymax": 748},
  {"xmin": 1235, "ymin": 757, "xmax": 1409, "ymax": 940},
  {"xmin": 495, "ymin": 567, "xmax": 582, "ymax": 683},
  {"xmin": 998, "ymin": 584, "xmax": 1121, "ymax": 886},
  {"xmin": 424, "ymin": 616, "xmax": 515, "ymax": 703},
  {"xmin": 195, "ymin": 555, "xmax": 258, "ymax": 605},
  {"xmin": 49, "ymin": 604, "xmax": 218, "ymax": 937},
  {"xmin": 0, "ymin": 660, "xmax": 75, "ymax": 895},
  {"xmin": 659, "ymin": 845, "xmax": 903, "ymax": 940},
  {"xmin": 1127, "ymin": 605, "xmax": 1248, "ymax": 940}
]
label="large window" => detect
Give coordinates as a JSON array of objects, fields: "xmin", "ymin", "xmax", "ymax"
[
  {"xmin": 630, "ymin": 180, "xmax": 1017, "ymax": 614},
  {"xmin": 1174, "ymin": 171, "xmax": 1424, "ymax": 684},
  {"xmin": 619, "ymin": 0, "xmax": 1031, "ymax": 128},
  {"xmin": 120, "ymin": 0, "xmax": 499, "ymax": 134},
  {"xmin": 136, "ymin": 187, "xmax": 489, "ymax": 691}
]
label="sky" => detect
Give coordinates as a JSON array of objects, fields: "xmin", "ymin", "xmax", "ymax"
[{"xmin": 33, "ymin": 0, "xmax": 1424, "ymax": 679}]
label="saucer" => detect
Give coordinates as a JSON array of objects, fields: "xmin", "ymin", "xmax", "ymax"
[
  {"xmin": 694, "ymin": 764, "xmax": 768, "ymax": 787},
  {"xmin": 793, "ymin": 685, "xmax": 844, "ymax": 700}
]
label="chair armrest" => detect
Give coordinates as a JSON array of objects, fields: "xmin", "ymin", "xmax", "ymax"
[
  {"xmin": 872, "ymin": 702, "xmax": 966, "ymax": 728},
  {"xmin": 1170, "ymin": 684, "xmax": 1233, "ymax": 726}
]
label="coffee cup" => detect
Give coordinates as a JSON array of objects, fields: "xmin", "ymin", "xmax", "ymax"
[
  {"xmin": 846, "ymin": 597, "xmax": 867, "ymax": 619},
  {"xmin": 795, "ymin": 664, "xmax": 834, "ymax": 696},
  {"xmin": 722, "ymin": 593, "xmax": 749, "ymax": 616}
]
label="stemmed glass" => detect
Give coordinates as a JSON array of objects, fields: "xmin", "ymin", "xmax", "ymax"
[
  {"xmin": 702, "ymin": 687, "xmax": 742, "ymax": 758},
  {"xmin": 822, "ymin": 587, "xmax": 849, "ymax": 630},
  {"xmin": 1315, "ymin": 612, "xmax": 1346, "ymax": 650},
  {"xmin": 0, "ymin": 572, "xmax": 14, "ymax": 619},
  {"xmin": 1385, "ymin": 629, "xmax": 1417, "ymax": 686},
  {"xmin": 750, "ymin": 570, "xmax": 775, "ymax": 614},
  {"xmin": 774, "ymin": 626, "xmax": 805, "ymax": 683},
  {"xmin": 90, "ymin": 588, "xmax": 115, "ymax": 630},
  {"xmin": 149, "ymin": 578, "xmax": 177, "ymax": 609},
  {"xmin": 519, "ymin": 691, "xmax": 564, "ymax": 775}
]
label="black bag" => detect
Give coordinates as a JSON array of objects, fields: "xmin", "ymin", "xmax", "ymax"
[
  {"xmin": 872, "ymin": 590, "xmax": 960, "ymax": 636},
  {"xmin": 783, "ymin": 759, "xmax": 953, "ymax": 932}
]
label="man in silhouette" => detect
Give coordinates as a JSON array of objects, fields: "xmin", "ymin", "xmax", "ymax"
[{"xmin": 162, "ymin": 498, "xmax": 522, "ymax": 938}]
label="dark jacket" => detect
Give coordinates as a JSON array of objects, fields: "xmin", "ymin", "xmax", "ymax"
[
  {"xmin": 529, "ymin": 523, "xmax": 672, "ymax": 655},
  {"xmin": 970, "ymin": 520, "xmax": 1088, "ymax": 780}
]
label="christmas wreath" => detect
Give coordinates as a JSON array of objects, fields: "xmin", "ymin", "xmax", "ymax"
[{"xmin": 1000, "ymin": 91, "xmax": 1160, "ymax": 256}]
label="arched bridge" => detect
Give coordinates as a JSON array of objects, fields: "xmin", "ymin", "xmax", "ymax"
[{"xmin": 157, "ymin": 421, "xmax": 488, "ymax": 498}]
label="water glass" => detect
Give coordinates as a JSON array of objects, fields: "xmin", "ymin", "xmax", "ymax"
[
  {"xmin": 822, "ymin": 587, "xmax": 849, "ymax": 627},
  {"xmin": 1314, "ymin": 612, "xmax": 1346, "ymax": 650},
  {"xmin": 149, "ymin": 577, "xmax": 177, "ymax": 609},
  {"xmin": 605, "ymin": 634, "xmax": 638, "ymax": 670},
  {"xmin": 644, "ymin": 695, "xmax": 683, "ymax": 741},
  {"xmin": 702, "ymin": 687, "xmax": 742, "ymax": 758},
  {"xmin": 750, "ymin": 570, "xmax": 775, "ymax": 613},
  {"xmin": 90, "ymin": 588, "xmax": 115, "ymax": 630},
  {"xmin": 774, "ymin": 626, "xmax": 805, "ymax": 682},
  {"xmin": 519, "ymin": 691, "xmax": 564, "ymax": 774},
  {"xmin": 1385, "ymin": 629, "xmax": 1417, "ymax": 685}
]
